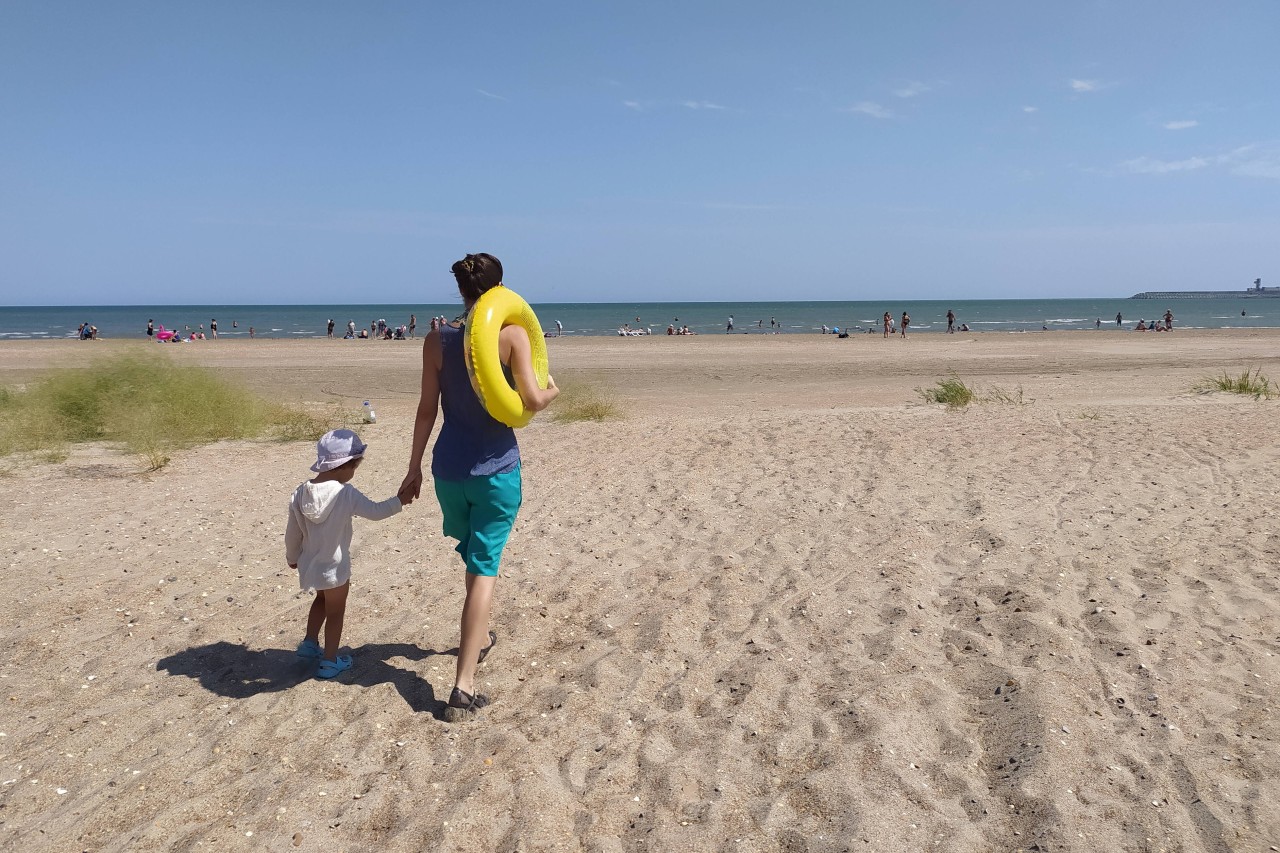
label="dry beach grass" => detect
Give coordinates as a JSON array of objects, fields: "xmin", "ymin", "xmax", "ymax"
[{"xmin": 1, "ymin": 330, "xmax": 1278, "ymax": 852}]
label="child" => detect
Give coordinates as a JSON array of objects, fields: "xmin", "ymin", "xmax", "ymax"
[
  {"xmin": 400, "ymin": 252, "xmax": 559, "ymax": 721},
  {"xmin": 286, "ymin": 428, "xmax": 410, "ymax": 678}
]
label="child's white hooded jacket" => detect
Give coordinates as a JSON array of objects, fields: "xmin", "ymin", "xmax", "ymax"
[{"xmin": 285, "ymin": 480, "xmax": 401, "ymax": 593}]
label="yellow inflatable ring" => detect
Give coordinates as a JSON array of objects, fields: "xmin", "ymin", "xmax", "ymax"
[{"xmin": 463, "ymin": 285, "xmax": 549, "ymax": 428}]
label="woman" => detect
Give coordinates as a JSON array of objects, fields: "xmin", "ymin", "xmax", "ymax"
[{"xmin": 400, "ymin": 253, "xmax": 559, "ymax": 721}]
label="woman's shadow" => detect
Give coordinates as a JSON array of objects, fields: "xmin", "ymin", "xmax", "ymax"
[{"xmin": 156, "ymin": 641, "xmax": 452, "ymax": 716}]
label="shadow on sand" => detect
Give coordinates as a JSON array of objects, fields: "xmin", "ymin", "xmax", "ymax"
[{"xmin": 155, "ymin": 641, "xmax": 451, "ymax": 716}]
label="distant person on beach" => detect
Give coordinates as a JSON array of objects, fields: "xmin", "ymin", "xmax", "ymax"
[
  {"xmin": 1135, "ymin": 319, "xmax": 1147, "ymax": 331},
  {"xmin": 946, "ymin": 309, "xmax": 955, "ymax": 333},
  {"xmin": 287, "ymin": 428, "xmax": 410, "ymax": 679},
  {"xmin": 400, "ymin": 252, "xmax": 559, "ymax": 723},
  {"xmin": 960, "ymin": 323, "xmax": 970, "ymax": 332},
  {"xmin": 146, "ymin": 319, "xmax": 154, "ymax": 338},
  {"xmin": 327, "ymin": 319, "xmax": 335, "ymax": 337},
  {"xmin": 249, "ymin": 326, "xmax": 255, "ymax": 338},
  {"xmin": 1116, "ymin": 312, "xmax": 1123, "ymax": 326},
  {"xmin": 409, "ymin": 314, "xmax": 417, "ymax": 338},
  {"xmin": 347, "ymin": 320, "xmax": 356, "ymax": 338},
  {"xmin": 556, "ymin": 319, "xmax": 563, "ymax": 337},
  {"xmin": 901, "ymin": 312, "xmax": 910, "ymax": 338},
  {"xmin": 232, "ymin": 320, "xmax": 238, "ymax": 328},
  {"xmin": 727, "ymin": 315, "xmax": 734, "ymax": 333},
  {"xmin": 1164, "ymin": 309, "xmax": 1174, "ymax": 330},
  {"xmin": 882, "ymin": 312, "xmax": 892, "ymax": 338},
  {"xmin": 1096, "ymin": 318, "xmax": 1101, "ymax": 329},
  {"xmin": 209, "ymin": 319, "xmax": 217, "ymax": 339}
]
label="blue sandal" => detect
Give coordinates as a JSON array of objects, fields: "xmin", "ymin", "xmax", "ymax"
[
  {"xmin": 316, "ymin": 654, "xmax": 353, "ymax": 679},
  {"xmin": 296, "ymin": 638, "xmax": 323, "ymax": 660}
]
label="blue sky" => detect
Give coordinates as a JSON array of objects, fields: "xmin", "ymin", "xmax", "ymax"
[{"xmin": 2, "ymin": 1, "xmax": 1277, "ymax": 305}]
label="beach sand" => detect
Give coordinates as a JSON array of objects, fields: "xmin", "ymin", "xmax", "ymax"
[{"xmin": 1, "ymin": 331, "xmax": 1277, "ymax": 852}]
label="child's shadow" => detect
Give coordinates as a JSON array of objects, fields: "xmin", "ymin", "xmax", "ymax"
[{"xmin": 155, "ymin": 641, "xmax": 451, "ymax": 715}]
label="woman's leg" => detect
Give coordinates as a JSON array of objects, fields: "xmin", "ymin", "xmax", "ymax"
[
  {"xmin": 454, "ymin": 573, "xmax": 497, "ymax": 696},
  {"xmin": 451, "ymin": 467, "xmax": 521, "ymax": 700}
]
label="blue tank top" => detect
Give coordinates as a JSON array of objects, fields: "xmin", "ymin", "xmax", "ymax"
[{"xmin": 431, "ymin": 323, "xmax": 520, "ymax": 481}]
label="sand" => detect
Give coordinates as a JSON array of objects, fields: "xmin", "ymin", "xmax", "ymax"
[{"xmin": 1, "ymin": 331, "xmax": 1277, "ymax": 852}]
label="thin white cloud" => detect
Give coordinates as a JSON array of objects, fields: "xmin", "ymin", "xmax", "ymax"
[
  {"xmin": 1121, "ymin": 155, "xmax": 1212, "ymax": 174},
  {"xmin": 622, "ymin": 100, "xmax": 643, "ymax": 111},
  {"xmin": 892, "ymin": 81, "xmax": 931, "ymax": 98},
  {"xmin": 1023, "ymin": 106, "xmax": 1039, "ymax": 113},
  {"xmin": 700, "ymin": 202, "xmax": 780, "ymax": 211},
  {"xmin": 1069, "ymin": 79, "xmax": 1104, "ymax": 93},
  {"xmin": 1163, "ymin": 120, "xmax": 1199, "ymax": 130},
  {"xmin": 1229, "ymin": 144, "xmax": 1280, "ymax": 179},
  {"xmin": 1116, "ymin": 144, "xmax": 1280, "ymax": 179},
  {"xmin": 682, "ymin": 100, "xmax": 727, "ymax": 110},
  {"xmin": 844, "ymin": 101, "xmax": 894, "ymax": 119},
  {"xmin": 476, "ymin": 89, "xmax": 508, "ymax": 101}
]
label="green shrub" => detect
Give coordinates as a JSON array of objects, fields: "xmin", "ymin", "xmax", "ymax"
[
  {"xmin": 1194, "ymin": 368, "xmax": 1276, "ymax": 400},
  {"xmin": 0, "ymin": 352, "xmax": 335, "ymax": 467},
  {"xmin": 919, "ymin": 376, "xmax": 976, "ymax": 408},
  {"xmin": 982, "ymin": 385, "xmax": 1027, "ymax": 405},
  {"xmin": 919, "ymin": 375, "xmax": 1030, "ymax": 408},
  {"xmin": 552, "ymin": 383, "xmax": 621, "ymax": 423}
]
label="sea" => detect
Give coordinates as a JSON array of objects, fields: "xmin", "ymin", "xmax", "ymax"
[{"xmin": 1, "ymin": 297, "xmax": 1276, "ymax": 340}]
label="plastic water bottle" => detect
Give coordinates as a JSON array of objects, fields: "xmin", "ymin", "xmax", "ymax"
[{"xmin": 362, "ymin": 401, "xmax": 376, "ymax": 424}]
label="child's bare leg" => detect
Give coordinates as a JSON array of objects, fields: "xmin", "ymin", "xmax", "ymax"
[
  {"xmin": 321, "ymin": 582, "xmax": 350, "ymax": 661},
  {"xmin": 454, "ymin": 573, "xmax": 496, "ymax": 696},
  {"xmin": 305, "ymin": 591, "xmax": 326, "ymax": 642}
]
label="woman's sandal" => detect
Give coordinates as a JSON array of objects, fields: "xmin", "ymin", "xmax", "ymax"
[
  {"xmin": 443, "ymin": 687, "xmax": 490, "ymax": 723},
  {"xmin": 315, "ymin": 654, "xmax": 353, "ymax": 679},
  {"xmin": 477, "ymin": 631, "xmax": 498, "ymax": 664},
  {"xmin": 296, "ymin": 638, "xmax": 323, "ymax": 660}
]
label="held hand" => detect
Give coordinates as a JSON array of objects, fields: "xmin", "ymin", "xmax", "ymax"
[{"xmin": 399, "ymin": 468, "xmax": 423, "ymax": 502}]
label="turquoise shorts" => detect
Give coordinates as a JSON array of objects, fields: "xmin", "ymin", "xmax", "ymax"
[{"xmin": 434, "ymin": 465, "xmax": 522, "ymax": 577}]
